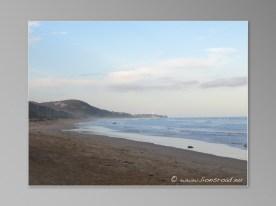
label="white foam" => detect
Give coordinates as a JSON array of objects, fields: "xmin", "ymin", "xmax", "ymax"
[{"xmin": 68, "ymin": 125, "xmax": 247, "ymax": 161}]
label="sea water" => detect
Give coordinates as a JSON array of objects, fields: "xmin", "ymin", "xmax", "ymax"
[{"xmin": 71, "ymin": 117, "xmax": 248, "ymax": 160}]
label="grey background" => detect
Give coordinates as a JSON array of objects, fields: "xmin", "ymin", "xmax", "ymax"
[{"xmin": 0, "ymin": 0, "xmax": 275, "ymax": 205}]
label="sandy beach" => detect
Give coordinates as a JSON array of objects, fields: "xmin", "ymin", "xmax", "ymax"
[{"xmin": 29, "ymin": 119, "xmax": 247, "ymax": 185}]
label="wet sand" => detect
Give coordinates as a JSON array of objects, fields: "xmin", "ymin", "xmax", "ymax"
[{"xmin": 29, "ymin": 119, "xmax": 247, "ymax": 185}]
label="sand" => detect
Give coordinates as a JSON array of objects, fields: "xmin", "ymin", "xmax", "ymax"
[
  {"xmin": 73, "ymin": 124, "xmax": 247, "ymax": 160},
  {"xmin": 29, "ymin": 119, "xmax": 247, "ymax": 185}
]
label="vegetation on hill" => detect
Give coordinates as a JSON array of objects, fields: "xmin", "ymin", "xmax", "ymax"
[{"xmin": 29, "ymin": 99, "xmax": 167, "ymax": 120}]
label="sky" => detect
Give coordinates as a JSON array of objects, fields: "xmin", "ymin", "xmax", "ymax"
[{"xmin": 28, "ymin": 21, "xmax": 248, "ymax": 117}]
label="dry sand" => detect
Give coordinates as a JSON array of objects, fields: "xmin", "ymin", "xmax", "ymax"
[{"xmin": 29, "ymin": 119, "xmax": 247, "ymax": 185}]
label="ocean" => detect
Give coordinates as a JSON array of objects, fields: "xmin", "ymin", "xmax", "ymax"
[{"xmin": 70, "ymin": 117, "xmax": 248, "ymax": 160}]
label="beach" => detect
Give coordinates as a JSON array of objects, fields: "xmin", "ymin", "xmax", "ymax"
[
  {"xmin": 29, "ymin": 119, "xmax": 247, "ymax": 185},
  {"xmin": 71, "ymin": 117, "xmax": 247, "ymax": 160}
]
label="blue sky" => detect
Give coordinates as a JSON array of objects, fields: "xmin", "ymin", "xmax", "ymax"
[{"xmin": 29, "ymin": 21, "xmax": 248, "ymax": 117}]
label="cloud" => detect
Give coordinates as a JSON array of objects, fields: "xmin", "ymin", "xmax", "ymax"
[
  {"xmin": 29, "ymin": 77, "xmax": 98, "ymax": 88},
  {"xmin": 28, "ymin": 22, "xmax": 68, "ymax": 46},
  {"xmin": 106, "ymin": 48, "xmax": 239, "ymax": 91},
  {"xmin": 28, "ymin": 21, "xmax": 41, "ymax": 45},
  {"xmin": 109, "ymin": 76, "xmax": 247, "ymax": 92},
  {"xmin": 110, "ymin": 79, "xmax": 199, "ymax": 91},
  {"xmin": 28, "ymin": 36, "xmax": 41, "ymax": 45},
  {"xmin": 30, "ymin": 75, "xmax": 247, "ymax": 92},
  {"xmin": 28, "ymin": 21, "xmax": 40, "ymax": 33},
  {"xmin": 200, "ymin": 77, "xmax": 247, "ymax": 88},
  {"xmin": 29, "ymin": 47, "xmax": 245, "ymax": 92},
  {"xmin": 206, "ymin": 47, "xmax": 237, "ymax": 54},
  {"xmin": 50, "ymin": 31, "xmax": 68, "ymax": 36}
]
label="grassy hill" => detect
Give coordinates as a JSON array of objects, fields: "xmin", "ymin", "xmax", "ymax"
[
  {"xmin": 29, "ymin": 99, "xmax": 132, "ymax": 120},
  {"xmin": 29, "ymin": 101, "xmax": 72, "ymax": 120},
  {"xmin": 29, "ymin": 99, "xmax": 167, "ymax": 121}
]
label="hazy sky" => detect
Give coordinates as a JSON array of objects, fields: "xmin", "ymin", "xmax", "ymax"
[{"xmin": 28, "ymin": 21, "xmax": 248, "ymax": 117}]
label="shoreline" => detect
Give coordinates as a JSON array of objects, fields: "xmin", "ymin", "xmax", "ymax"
[
  {"xmin": 69, "ymin": 122, "xmax": 247, "ymax": 161},
  {"xmin": 29, "ymin": 119, "xmax": 247, "ymax": 185}
]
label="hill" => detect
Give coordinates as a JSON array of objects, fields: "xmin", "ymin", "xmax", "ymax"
[
  {"xmin": 29, "ymin": 101, "xmax": 72, "ymax": 120},
  {"xmin": 29, "ymin": 99, "xmax": 132, "ymax": 120},
  {"xmin": 41, "ymin": 99, "xmax": 132, "ymax": 118},
  {"xmin": 29, "ymin": 99, "xmax": 167, "ymax": 120}
]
